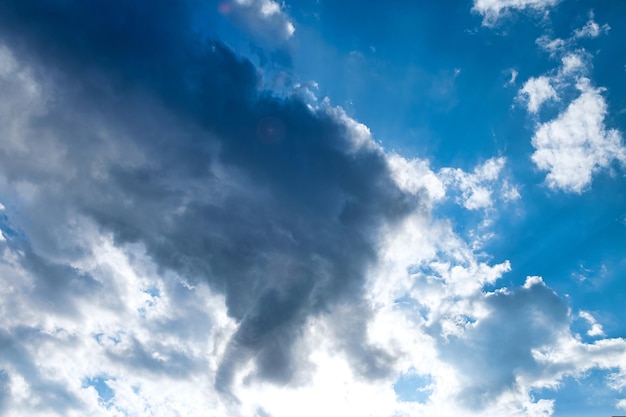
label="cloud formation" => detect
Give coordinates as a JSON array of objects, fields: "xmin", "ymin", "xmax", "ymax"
[
  {"xmin": 573, "ymin": 14, "xmax": 611, "ymax": 39},
  {"xmin": 0, "ymin": 0, "xmax": 414, "ymax": 405},
  {"xmin": 440, "ymin": 157, "xmax": 519, "ymax": 210},
  {"xmin": 1, "ymin": 1, "xmax": 626, "ymax": 416},
  {"xmin": 518, "ymin": 76, "xmax": 557, "ymax": 113},
  {"xmin": 531, "ymin": 77, "xmax": 626, "ymax": 193},
  {"xmin": 473, "ymin": 0, "xmax": 559, "ymax": 25},
  {"xmin": 519, "ymin": 18, "xmax": 626, "ymax": 193},
  {"xmin": 219, "ymin": 0, "xmax": 295, "ymax": 46}
]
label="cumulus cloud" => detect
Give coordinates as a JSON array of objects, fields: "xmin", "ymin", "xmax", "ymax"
[
  {"xmin": 387, "ymin": 154, "xmax": 446, "ymax": 203},
  {"xmin": 219, "ymin": 0, "xmax": 295, "ymax": 46},
  {"xmin": 529, "ymin": 71, "xmax": 625, "ymax": 193},
  {"xmin": 1, "ymin": 1, "xmax": 626, "ymax": 416},
  {"xmin": 365, "ymin": 203, "xmax": 626, "ymax": 416},
  {"xmin": 440, "ymin": 157, "xmax": 519, "ymax": 210},
  {"xmin": 518, "ymin": 76, "xmax": 557, "ymax": 113},
  {"xmin": 473, "ymin": 0, "xmax": 560, "ymax": 25},
  {"xmin": 0, "ymin": 0, "xmax": 415, "ymax": 408},
  {"xmin": 520, "ymin": 16, "xmax": 626, "ymax": 193}
]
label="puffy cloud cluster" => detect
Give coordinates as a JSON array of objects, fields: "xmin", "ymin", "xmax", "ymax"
[
  {"xmin": 519, "ymin": 76, "xmax": 557, "ymax": 113},
  {"xmin": 518, "ymin": 19, "xmax": 625, "ymax": 193},
  {"xmin": 531, "ymin": 76, "xmax": 625, "ymax": 193},
  {"xmin": 440, "ymin": 157, "xmax": 520, "ymax": 210},
  {"xmin": 0, "ymin": 0, "xmax": 414, "ymax": 411}
]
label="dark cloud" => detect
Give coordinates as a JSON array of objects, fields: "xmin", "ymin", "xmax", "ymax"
[{"xmin": 0, "ymin": 0, "xmax": 415, "ymax": 394}]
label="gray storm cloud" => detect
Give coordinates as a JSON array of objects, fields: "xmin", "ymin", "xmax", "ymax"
[{"xmin": 0, "ymin": 0, "xmax": 416, "ymax": 394}]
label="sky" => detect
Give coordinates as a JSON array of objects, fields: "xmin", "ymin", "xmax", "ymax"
[{"xmin": 0, "ymin": 0, "xmax": 625, "ymax": 416}]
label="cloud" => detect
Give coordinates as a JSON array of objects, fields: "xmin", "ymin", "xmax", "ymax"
[
  {"xmin": 387, "ymin": 154, "xmax": 446, "ymax": 203},
  {"xmin": 472, "ymin": 0, "xmax": 559, "ymax": 25},
  {"xmin": 521, "ymin": 19, "xmax": 626, "ymax": 193},
  {"xmin": 0, "ymin": 235, "xmax": 237, "ymax": 416},
  {"xmin": 0, "ymin": 0, "xmax": 415, "ymax": 406},
  {"xmin": 219, "ymin": 0, "xmax": 295, "ymax": 46},
  {"xmin": 573, "ymin": 14, "xmax": 611, "ymax": 39},
  {"xmin": 531, "ymin": 77, "xmax": 625, "ymax": 193},
  {"xmin": 365, "ymin": 193, "xmax": 626, "ymax": 415},
  {"xmin": 440, "ymin": 157, "xmax": 519, "ymax": 210},
  {"xmin": 579, "ymin": 311, "xmax": 605, "ymax": 337},
  {"xmin": 436, "ymin": 276, "xmax": 569, "ymax": 410},
  {"xmin": 537, "ymin": 14, "xmax": 610, "ymax": 56},
  {"xmin": 536, "ymin": 36, "xmax": 567, "ymax": 56},
  {"xmin": 1, "ymin": 1, "xmax": 626, "ymax": 416},
  {"xmin": 518, "ymin": 76, "xmax": 557, "ymax": 113},
  {"xmin": 505, "ymin": 68, "xmax": 519, "ymax": 87}
]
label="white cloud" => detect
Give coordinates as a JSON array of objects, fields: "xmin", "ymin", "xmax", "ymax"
[
  {"xmin": 387, "ymin": 154, "xmax": 446, "ymax": 203},
  {"xmin": 506, "ymin": 69, "xmax": 519, "ymax": 87},
  {"xmin": 365, "ymin": 205, "xmax": 626, "ymax": 416},
  {"xmin": 501, "ymin": 180, "xmax": 521, "ymax": 202},
  {"xmin": 537, "ymin": 15, "xmax": 610, "ymax": 56},
  {"xmin": 0, "ymin": 223, "xmax": 238, "ymax": 416},
  {"xmin": 522, "ymin": 26, "xmax": 625, "ymax": 193},
  {"xmin": 573, "ymin": 15, "xmax": 610, "ymax": 39},
  {"xmin": 536, "ymin": 36, "xmax": 567, "ymax": 56},
  {"xmin": 518, "ymin": 54, "xmax": 586, "ymax": 114},
  {"xmin": 440, "ymin": 157, "xmax": 517, "ymax": 210},
  {"xmin": 531, "ymin": 78, "xmax": 626, "ymax": 193},
  {"xmin": 579, "ymin": 310, "xmax": 605, "ymax": 337},
  {"xmin": 1, "ymin": 13, "xmax": 626, "ymax": 417},
  {"xmin": 473, "ymin": 0, "xmax": 559, "ymax": 25},
  {"xmin": 519, "ymin": 76, "xmax": 557, "ymax": 113},
  {"xmin": 560, "ymin": 53, "xmax": 586, "ymax": 75},
  {"xmin": 221, "ymin": 0, "xmax": 295, "ymax": 46}
]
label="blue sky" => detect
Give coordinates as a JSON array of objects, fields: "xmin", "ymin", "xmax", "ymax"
[{"xmin": 0, "ymin": 0, "xmax": 624, "ymax": 416}]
